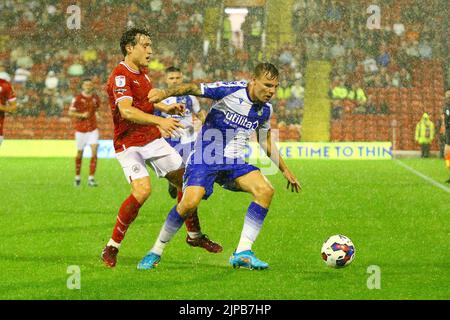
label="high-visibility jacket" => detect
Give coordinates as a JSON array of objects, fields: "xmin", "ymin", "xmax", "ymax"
[
  {"xmin": 277, "ymin": 87, "xmax": 292, "ymax": 100},
  {"xmin": 331, "ymin": 86, "xmax": 348, "ymax": 99},
  {"xmin": 415, "ymin": 113, "xmax": 435, "ymax": 144},
  {"xmin": 347, "ymin": 88, "xmax": 367, "ymax": 103}
]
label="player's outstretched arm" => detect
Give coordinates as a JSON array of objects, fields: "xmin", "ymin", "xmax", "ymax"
[
  {"xmin": 257, "ymin": 129, "xmax": 302, "ymax": 193},
  {"xmin": 148, "ymin": 83, "xmax": 202, "ymax": 103},
  {"xmin": 117, "ymin": 98, "xmax": 184, "ymax": 135},
  {"xmin": 154, "ymin": 102, "xmax": 186, "ymax": 115}
]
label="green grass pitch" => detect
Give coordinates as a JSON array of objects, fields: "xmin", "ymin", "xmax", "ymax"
[{"xmin": 0, "ymin": 157, "xmax": 449, "ymax": 299}]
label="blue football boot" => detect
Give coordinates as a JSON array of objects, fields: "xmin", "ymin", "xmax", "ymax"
[
  {"xmin": 137, "ymin": 252, "xmax": 161, "ymax": 270},
  {"xmin": 229, "ymin": 250, "xmax": 269, "ymax": 270}
]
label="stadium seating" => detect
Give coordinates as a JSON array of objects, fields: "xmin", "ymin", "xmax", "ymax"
[{"xmin": 329, "ymin": 57, "xmax": 444, "ymax": 151}]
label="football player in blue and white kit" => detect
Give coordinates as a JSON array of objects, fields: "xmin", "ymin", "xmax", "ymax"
[
  {"xmin": 156, "ymin": 67, "xmax": 207, "ymax": 198},
  {"xmin": 138, "ymin": 63, "xmax": 301, "ymax": 270},
  {"xmin": 157, "ymin": 66, "xmax": 222, "ymax": 253}
]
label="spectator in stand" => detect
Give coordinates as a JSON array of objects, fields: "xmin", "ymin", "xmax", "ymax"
[
  {"xmin": 276, "ymin": 104, "xmax": 288, "ymax": 125},
  {"xmin": 399, "ymin": 68, "xmax": 412, "ymax": 87},
  {"xmin": 0, "ymin": 64, "xmax": 11, "ymax": 81},
  {"xmin": 150, "ymin": 0, "xmax": 162, "ymax": 12},
  {"xmin": 331, "ymin": 78, "xmax": 348, "ymax": 101},
  {"xmin": 406, "ymin": 40, "xmax": 420, "ymax": 59},
  {"xmin": 68, "ymin": 59, "xmax": 85, "ymax": 77},
  {"xmin": 45, "ymin": 71, "xmax": 59, "ymax": 90},
  {"xmin": 289, "ymin": 79, "xmax": 305, "ymax": 109},
  {"xmin": 330, "ymin": 78, "xmax": 348, "ymax": 120},
  {"xmin": 276, "ymin": 79, "xmax": 292, "ymax": 102},
  {"xmin": 378, "ymin": 67, "xmax": 391, "ymax": 87},
  {"xmin": 13, "ymin": 67, "xmax": 31, "ymax": 84},
  {"xmin": 377, "ymin": 43, "xmax": 390, "ymax": 68},
  {"xmin": 148, "ymin": 55, "xmax": 165, "ymax": 73},
  {"xmin": 362, "ymin": 55, "xmax": 378, "ymax": 75},
  {"xmin": 278, "ymin": 44, "xmax": 294, "ymax": 66},
  {"xmin": 329, "ymin": 38, "xmax": 346, "ymax": 60},
  {"xmin": 42, "ymin": 88, "xmax": 64, "ymax": 117},
  {"xmin": 418, "ymin": 38, "xmax": 433, "ymax": 59},
  {"xmin": 326, "ymin": 0, "xmax": 343, "ymax": 22},
  {"xmin": 192, "ymin": 62, "xmax": 207, "ymax": 81},
  {"xmin": 306, "ymin": 33, "xmax": 323, "ymax": 60},
  {"xmin": 393, "ymin": 21, "xmax": 406, "ymax": 37},
  {"xmin": 391, "ymin": 71, "xmax": 401, "ymax": 87},
  {"xmin": 15, "ymin": 48, "xmax": 34, "ymax": 70},
  {"xmin": 347, "ymin": 81, "xmax": 367, "ymax": 108}
]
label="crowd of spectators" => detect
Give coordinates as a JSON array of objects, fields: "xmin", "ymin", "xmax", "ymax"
[
  {"xmin": 291, "ymin": 0, "xmax": 447, "ymax": 119},
  {"xmin": 0, "ymin": 0, "xmax": 447, "ymax": 136}
]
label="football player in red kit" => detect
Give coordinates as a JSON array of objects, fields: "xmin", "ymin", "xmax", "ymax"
[
  {"xmin": 0, "ymin": 78, "xmax": 17, "ymax": 146},
  {"xmin": 69, "ymin": 78, "xmax": 101, "ymax": 187},
  {"xmin": 101, "ymin": 28, "xmax": 222, "ymax": 268}
]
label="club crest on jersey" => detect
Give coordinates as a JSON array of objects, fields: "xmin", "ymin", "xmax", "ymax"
[{"xmin": 115, "ymin": 76, "xmax": 126, "ymax": 88}]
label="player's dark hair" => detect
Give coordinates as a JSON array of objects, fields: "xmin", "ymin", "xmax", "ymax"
[
  {"xmin": 254, "ymin": 63, "xmax": 279, "ymax": 80},
  {"xmin": 81, "ymin": 77, "xmax": 92, "ymax": 83},
  {"xmin": 165, "ymin": 66, "xmax": 181, "ymax": 73},
  {"xmin": 120, "ymin": 27, "xmax": 152, "ymax": 56}
]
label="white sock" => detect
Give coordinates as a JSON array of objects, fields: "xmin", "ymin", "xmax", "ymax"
[
  {"xmin": 75, "ymin": 175, "xmax": 81, "ymax": 180},
  {"xmin": 88, "ymin": 175, "xmax": 94, "ymax": 180},
  {"xmin": 150, "ymin": 206, "xmax": 184, "ymax": 256},
  {"xmin": 235, "ymin": 202, "xmax": 268, "ymax": 254},
  {"xmin": 107, "ymin": 238, "xmax": 121, "ymax": 249},
  {"xmin": 187, "ymin": 231, "xmax": 202, "ymax": 239}
]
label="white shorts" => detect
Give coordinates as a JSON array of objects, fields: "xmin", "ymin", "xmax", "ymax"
[
  {"xmin": 75, "ymin": 129, "xmax": 99, "ymax": 151},
  {"xmin": 115, "ymin": 138, "xmax": 184, "ymax": 183}
]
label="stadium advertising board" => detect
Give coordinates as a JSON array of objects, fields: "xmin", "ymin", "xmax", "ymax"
[
  {"xmin": 246, "ymin": 142, "xmax": 393, "ymax": 160},
  {"xmin": 0, "ymin": 140, "xmax": 392, "ymax": 160}
]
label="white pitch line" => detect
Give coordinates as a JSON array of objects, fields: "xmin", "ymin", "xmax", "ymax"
[{"xmin": 395, "ymin": 160, "xmax": 450, "ymax": 195}]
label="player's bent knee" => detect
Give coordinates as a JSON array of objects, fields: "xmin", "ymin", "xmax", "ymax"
[
  {"xmin": 255, "ymin": 184, "xmax": 275, "ymax": 202},
  {"xmin": 178, "ymin": 198, "xmax": 200, "ymax": 215},
  {"xmin": 132, "ymin": 184, "xmax": 152, "ymax": 203}
]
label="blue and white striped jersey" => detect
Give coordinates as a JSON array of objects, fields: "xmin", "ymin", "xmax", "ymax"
[
  {"xmin": 193, "ymin": 80, "xmax": 272, "ymax": 160},
  {"xmin": 156, "ymin": 95, "xmax": 201, "ymax": 144}
]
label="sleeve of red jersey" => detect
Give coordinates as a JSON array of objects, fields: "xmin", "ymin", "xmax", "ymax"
[
  {"xmin": 69, "ymin": 96, "xmax": 81, "ymax": 111},
  {"xmin": 4, "ymin": 82, "xmax": 16, "ymax": 102},
  {"xmin": 112, "ymin": 73, "xmax": 133, "ymax": 105}
]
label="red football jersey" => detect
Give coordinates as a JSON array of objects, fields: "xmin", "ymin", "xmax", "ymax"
[
  {"xmin": 70, "ymin": 93, "xmax": 100, "ymax": 132},
  {"xmin": 0, "ymin": 79, "xmax": 16, "ymax": 136},
  {"xmin": 106, "ymin": 61, "xmax": 161, "ymax": 152}
]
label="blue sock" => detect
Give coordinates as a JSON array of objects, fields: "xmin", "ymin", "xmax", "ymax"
[
  {"xmin": 151, "ymin": 205, "xmax": 185, "ymax": 255},
  {"xmin": 236, "ymin": 202, "xmax": 269, "ymax": 253}
]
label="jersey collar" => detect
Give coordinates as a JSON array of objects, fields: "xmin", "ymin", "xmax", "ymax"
[{"xmin": 120, "ymin": 61, "xmax": 140, "ymax": 74}]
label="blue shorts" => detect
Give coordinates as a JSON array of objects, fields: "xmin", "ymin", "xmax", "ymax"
[
  {"xmin": 165, "ymin": 138, "xmax": 194, "ymax": 164},
  {"xmin": 183, "ymin": 161, "xmax": 259, "ymax": 199}
]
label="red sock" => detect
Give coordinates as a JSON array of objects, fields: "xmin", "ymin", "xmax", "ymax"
[
  {"xmin": 75, "ymin": 157, "xmax": 82, "ymax": 176},
  {"xmin": 180, "ymin": 191, "xmax": 201, "ymax": 233},
  {"xmin": 90, "ymin": 156, "xmax": 97, "ymax": 176},
  {"xmin": 185, "ymin": 210, "xmax": 201, "ymax": 233},
  {"xmin": 111, "ymin": 194, "xmax": 142, "ymax": 243}
]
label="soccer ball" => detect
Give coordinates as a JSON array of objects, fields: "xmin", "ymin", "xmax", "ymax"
[{"xmin": 321, "ymin": 235, "xmax": 356, "ymax": 268}]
